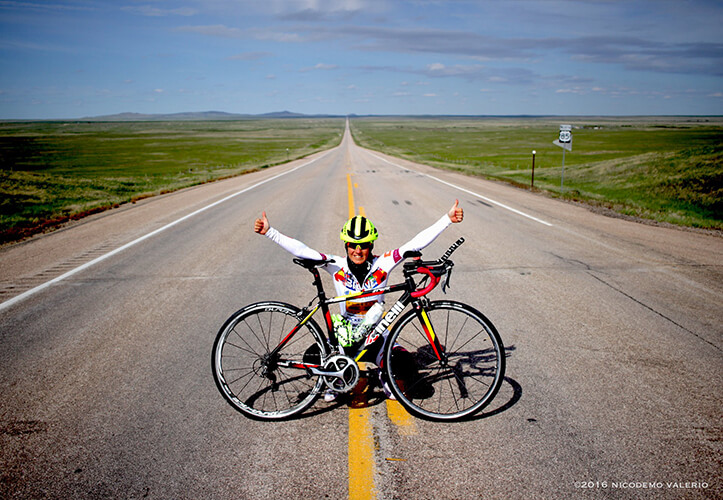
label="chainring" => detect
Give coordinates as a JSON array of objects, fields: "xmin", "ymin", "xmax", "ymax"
[{"xmin": 322, "ymin": 354, "xmax": 360, "ymax": 393}]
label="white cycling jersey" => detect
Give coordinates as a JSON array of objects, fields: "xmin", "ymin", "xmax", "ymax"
[{"xmin": 265, "ymin": 213, "xmax": 452, "ymax": 326}]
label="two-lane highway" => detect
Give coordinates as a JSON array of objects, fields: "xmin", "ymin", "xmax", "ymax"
[{"xmin": 1, "ymin": 123, "xmax": 720, "ymax": 499}]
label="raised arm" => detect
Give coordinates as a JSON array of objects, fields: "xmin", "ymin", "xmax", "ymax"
[
  {"xmin": 397, "ymin": 200, "xmax": 464, "ymax": 258},
  {"xmin": 253, "ymin": 211, "xmax": 325, "ymax": 261}
]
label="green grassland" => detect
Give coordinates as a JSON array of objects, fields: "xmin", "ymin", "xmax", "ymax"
[
  {"xmin": 350, "ymin": 117, "xmax": 722, "ymax": 230},
  {"xmin": 1, "ymin": 116, "xmax": 721, "ymax": 244},
  {"xmin": 0, "ymin": 119, "xmax": 344, "ymax": 242}
]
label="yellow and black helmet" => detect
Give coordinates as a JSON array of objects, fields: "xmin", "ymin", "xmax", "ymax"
[{"xmin": 340, "ymin": 215, "xmax": 378, "ymax": 244}]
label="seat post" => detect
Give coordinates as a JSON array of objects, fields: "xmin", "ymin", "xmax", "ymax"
[{"xmin": 309, "ymin": 267, "xmax": 327, "ymax": 301}]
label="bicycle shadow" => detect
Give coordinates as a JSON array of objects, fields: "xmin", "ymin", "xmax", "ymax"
[
  {"xmin": 471, "ymin": 376, "xmax": 521, "ymax": 419},
  {"xmin": 295, "ymin": 345, "xmax": 521, "ymax": 421},
  {"xmin": 464, "ymin": 343, "xmax": 521, "ymax": 421}
]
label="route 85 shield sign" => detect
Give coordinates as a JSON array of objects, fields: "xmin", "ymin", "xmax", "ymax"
[
  {"xmin": 554, "ymin": 124, "xmax": 572, "ymax": 151},
  {"xmin": 559, "ymin": 124, "xmax": 572, "ymax": 143}
]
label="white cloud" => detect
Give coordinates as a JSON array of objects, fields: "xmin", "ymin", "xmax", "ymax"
[
  {"xmin": 227, "ymin": 52, "xmax": 272, "ymax": 61},
  {"xmin": 176, "ymin": 24, "xmax": 244, "ymax": 38},
  {"xmin": 268, "ymin": 0, "xmax": 388, "ymax": 20},
  {"xmin": 300, "ymin": 63, "xmax": 338, "ymax": 71},
  {"xmin": 123, "ymin": 5, "xmax": 198, "ymax": 17}
]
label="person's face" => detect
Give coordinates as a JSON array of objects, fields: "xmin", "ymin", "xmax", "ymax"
[{"xmin": 346, "ymin": 242, "xmax": 372, "ymax": 265}]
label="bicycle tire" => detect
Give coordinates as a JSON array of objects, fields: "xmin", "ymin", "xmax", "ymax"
[
  {"xmin": 385, "ymin": 301, "xmax": 505, "ymax": 421},
  {"xmin": 212, "ymin": 301, "xmax": 329, "ymax": 420}
]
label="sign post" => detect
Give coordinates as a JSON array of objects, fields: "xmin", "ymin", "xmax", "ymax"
[
  {"xmin": 531, "ymin": 150, "xmax": 536, "ymax": 189},
  {"xmin": 553, "ymin": 125, "xmax": 572, "ymax": 192}
]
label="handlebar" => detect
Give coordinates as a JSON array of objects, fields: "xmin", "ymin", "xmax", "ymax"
[
  {"xmin": 403, "ymin": 237, "xmax": 464, "ymax": 271},
  {"xmin": 410, "ymin": 267, "xmax": 442, "ymax": 298},
  {"xmin": 403, "ymin": 237, "xmax": 465, "ymax": 297}
]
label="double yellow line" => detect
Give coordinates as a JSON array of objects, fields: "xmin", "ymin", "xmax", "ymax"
[
  {"xmin": 346, "ymin": 173, "xmax": 365, "ymax": 219},
  {"xmin": 345, "ymin": 172, "xmax": 415, "ymax": 500},
  {"xmin": 346, "ymin": 171, "xmax": 375, "ymax": 500}
]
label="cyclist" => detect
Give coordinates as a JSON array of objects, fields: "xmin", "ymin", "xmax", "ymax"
[{"xmin": 254, "ymin": 200, "xmax": 464, "ymax": 400}]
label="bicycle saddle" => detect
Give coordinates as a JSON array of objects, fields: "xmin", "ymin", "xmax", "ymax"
[{"xmin": 293, "ymin": 257, "xmax": 331, "ymax": 269}]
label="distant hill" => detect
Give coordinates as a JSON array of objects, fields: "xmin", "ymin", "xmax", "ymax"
[
  {"xmin": 82, "ymin": 110, "xmax": 343, "ymax": 121},
  {"xmin": 257, "ymin": 111, "xmax": 308, "ymax": 118}
]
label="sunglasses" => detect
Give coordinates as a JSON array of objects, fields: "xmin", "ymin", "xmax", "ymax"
[{"xmin": 346, "ymin": 242, "xmax": 373, "ymax": 251}]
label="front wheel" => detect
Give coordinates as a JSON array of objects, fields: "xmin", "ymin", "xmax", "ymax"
[
  {"xmin": 212, "ymin": 301, "xmax": 329, "ymax": 420},
  {"xmin": 385, "ymin": 301, "xmax": 505, "ymax": 421}
]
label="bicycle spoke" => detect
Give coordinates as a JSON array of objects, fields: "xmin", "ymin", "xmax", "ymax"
[
  {"xmin": 212, "ymin": 302, "xmax": 327, "ymax": 420},
  {"xmin": 223, "ymin": 335, "xmax": 262, "ymax": 357},
  {"xmin": 224, "ymin": 367, "xmax": 256, "ymax": 387},
  {"xmin": 240, "ymin": 317, "xmax": 269, "ymax": 354}
]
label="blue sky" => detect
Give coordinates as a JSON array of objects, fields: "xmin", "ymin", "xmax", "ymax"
[{"xmin": 1, "ymin": 0, "xmax": 721, "ymax": 119}]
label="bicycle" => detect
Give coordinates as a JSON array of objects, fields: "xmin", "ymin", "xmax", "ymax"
[{"xmin": 212, "ymin": 237, "xmax": 505, "ymax": 421}]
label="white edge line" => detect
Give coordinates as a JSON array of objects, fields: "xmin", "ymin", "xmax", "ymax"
[
  {"xmin": 367, "ymin": 151, "xmax": 553, "ymax": 227},
  {"xmin": 0, "ymin": 150, "xmax": 333, "ymax": 312}
]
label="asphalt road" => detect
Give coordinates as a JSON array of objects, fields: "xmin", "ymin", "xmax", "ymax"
[{"xmin": 1, "ymin": 124, "xmax": 721, "ymax": 499}]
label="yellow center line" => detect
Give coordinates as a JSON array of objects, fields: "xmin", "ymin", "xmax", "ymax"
[
  {"xmin": 348, "ymin": 407, "xmax": 376, "ymax": 499},
  {"xmin": 346, "ymin": 173, "xmax": 356, "ymax": 218},
  {"xmin": 346, "ymin": 177, "xmax": 376, "ymax": 500},
  {"xmin": 348, "ymin": 364, "xmax": 376, "ymax": 500},
  {"xmin": 385, "ymin": 400, "xmax": 417, "ymax": 436},
  {"xmin": 345, "ymin": 172, "xmax": 414, "ymax": 500}
]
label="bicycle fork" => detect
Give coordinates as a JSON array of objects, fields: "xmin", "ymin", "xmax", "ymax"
[{"xmin": 414, "ymin": 302, "xmax": 447, "ymax": 364}]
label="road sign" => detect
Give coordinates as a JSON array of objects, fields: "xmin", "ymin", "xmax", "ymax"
[
  {"xmin": 553, "ymin": 125, "xmax": 573, "ymax": 191},
  {"xmin": 553, "ymin": 124, "xmax": 572, "ymax": 151},
  {"xmin": 559, "ymin": 124, "xmax": 572, "ymax": 143}
]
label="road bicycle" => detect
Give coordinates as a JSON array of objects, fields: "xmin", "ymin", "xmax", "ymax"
[{"xmin": 212, "ymin": 237, "xmax": 505, "ymax": 421}]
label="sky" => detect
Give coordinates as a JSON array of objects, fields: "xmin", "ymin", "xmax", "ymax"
[{"xmin": 0, "ymin": 0, "xmax": 722, "ymax": 119}]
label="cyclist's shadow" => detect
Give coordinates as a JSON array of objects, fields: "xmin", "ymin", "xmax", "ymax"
[{"xmin": 296, "ymin": 371, "xmax": 388, "ymax": 419}]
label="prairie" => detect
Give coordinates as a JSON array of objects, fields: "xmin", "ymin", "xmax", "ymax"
[
  {"xmin": 350, "ymin": 116, "xmax": 722, "ymax": 230},
  {"xmin": 0, "ymin": 119, "xmax": 344, "ymax": 242}
]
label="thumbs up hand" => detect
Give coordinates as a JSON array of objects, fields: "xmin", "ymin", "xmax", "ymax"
[
  {"xmin": 448, "ymin": 200, "xmax": 464, "ymax": 223},
  {"xmin": 254, "ymin": 211, "xmax": 270, "ymax": 235}
]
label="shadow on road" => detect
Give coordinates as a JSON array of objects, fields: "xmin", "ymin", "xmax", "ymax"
[{"xmin": 285, "ymin": 344, "xmax": 520, "ymax": 422}]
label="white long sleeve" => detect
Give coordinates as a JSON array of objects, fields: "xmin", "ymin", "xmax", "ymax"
[
  {"xmin": 265, "ymin": 227, "xmax": 325, "ymax": 261},
  {"xmin": 397, "ymin": 214, "xmax": 452, "ymax": 257}
]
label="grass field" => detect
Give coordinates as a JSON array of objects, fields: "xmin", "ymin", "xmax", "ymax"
[
  {"xmin": 349, "ymin": 117, "xmax": 722, "ymax": 230},
  {"xmin": 0, "ymin": 119, "xmax": 344, "ymax": 242},
  {"xmin": 1, "ymin": 116, "xmax": 721, "ymax": 243}
]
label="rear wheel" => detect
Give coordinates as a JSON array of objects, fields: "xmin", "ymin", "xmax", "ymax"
[
  {"xmin": 385, "ymin": 301, "xmax": 505, "ymax": 421},
  {"xmin": 212, "ymin": 302, "xmax": 328, "ymax": 420}
]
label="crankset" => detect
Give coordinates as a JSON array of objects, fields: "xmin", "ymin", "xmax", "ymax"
[{"xmin": 319, "ymin": 355, "xmax": 360, "ymax": 393}]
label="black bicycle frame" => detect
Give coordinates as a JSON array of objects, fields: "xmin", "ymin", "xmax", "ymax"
[{"xmin": 270, "ymin": 260, "xmax": 448, "ymax": 368}]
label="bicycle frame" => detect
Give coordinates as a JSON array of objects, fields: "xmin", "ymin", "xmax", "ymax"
[{"xmin": 271, "ymin": 239, "xmax": 464, "ymax": 374}]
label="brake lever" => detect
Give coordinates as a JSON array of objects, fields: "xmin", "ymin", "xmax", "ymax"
[{"xmin": 441, "ymin": 266, "xmax": 453, "ymax": 294}]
